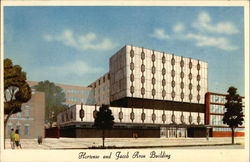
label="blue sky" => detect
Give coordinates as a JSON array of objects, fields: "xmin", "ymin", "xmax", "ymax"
[{"xmin": 4, "ymin": 6, "xmax": 245, "ymax": 95}]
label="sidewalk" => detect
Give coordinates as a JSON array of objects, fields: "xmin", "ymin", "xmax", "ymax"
[{"xmin": 4, "ymin": 137, "xmax": 244, "ymax": 150}]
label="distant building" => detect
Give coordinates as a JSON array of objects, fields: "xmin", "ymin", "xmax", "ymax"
[
  {"xmin": 5, "ymin": 91, "xmax": 45, "ymax": 139},
  {"xmin": 205, "ymin": 92, "xmax": 245, "ymax": 137},
  {"xmin": 28, "ymin": 81, "xmax": 95, "ymax": 106}
]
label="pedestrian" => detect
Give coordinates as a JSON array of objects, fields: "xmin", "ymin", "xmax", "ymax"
[
  {"xmin": 10, "ymin": 128, "xmax": 15, "ymax": 149},
  {"xmin": 37, "ymin": 136, "xmax": 43, "ymax": 144},
  {"xmin": 14, "ymin": 130, "xmax": 22, "ymax": 149}
]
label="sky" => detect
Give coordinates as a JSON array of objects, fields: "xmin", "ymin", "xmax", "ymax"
[{"xmin": 4, "ymin": 6, "xmax": 245, "ymax": 95}]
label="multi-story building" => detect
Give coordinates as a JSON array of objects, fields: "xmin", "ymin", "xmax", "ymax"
[
  {"xmin": 57, "ymin": 45, "xmax": 209, "ymax": 138},
  {"xmin": 28, "ymin": 81, "xmax": 95, "ymax": 106},
  {"xmin": 109, "ymin": 45, "xmax": 208, "ymax": 105},
  {"xmin": 89, "ymin": 73, "xmax": 110, "ymax": 105},
  {"xmin": 205, "ymin": 92, "xmax": 245, "ymax": 137},
  {"xmin": 55, "ymin": 45, "xmax": 244, "ymax": 138},
  {"xmin": 5, "ymin": 91, "xmax": 45, "ymax": 139}
]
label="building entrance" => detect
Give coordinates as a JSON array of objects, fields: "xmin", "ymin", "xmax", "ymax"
[
  {"xmin": 168, "ymin": 127, "xmax": 176, "ymax": 138},
  {"xmin": 160, "ymin": 127, "xmax": 187, "ymax": 138}
]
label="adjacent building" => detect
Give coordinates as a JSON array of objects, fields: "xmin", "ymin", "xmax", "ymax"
[
  {"xmin": 205, "ymin": 92, "xmax": 245, "ymax": 137},
  {"xmin": 28, "ymin": 81, "xmax": 95, "ymax": 106},
  {"xmin": 5, "ymin": 91, "xmax": 45, "ymax": 139}
]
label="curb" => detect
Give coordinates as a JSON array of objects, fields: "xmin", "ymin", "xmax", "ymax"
[{"xmin": 51, "ymin": 143, "xmax": 242, "ymax": 149}]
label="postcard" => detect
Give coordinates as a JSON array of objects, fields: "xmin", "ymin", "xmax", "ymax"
[{"xmin": 0, "ymin": 1, "xmax": 249, "ymax": 162}]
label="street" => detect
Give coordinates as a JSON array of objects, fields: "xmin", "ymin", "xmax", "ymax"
[{"xmin": 4, "ymin": 137, "xmax": 244, "ymax": 150}]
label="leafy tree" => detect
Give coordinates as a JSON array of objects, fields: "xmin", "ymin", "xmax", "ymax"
[
  {"xmin": 4, "ymin": 58, "xmax": 32, "ymax": 148},
  {"xmin": 33, "ymin": 80, "xmax": 67, "ymax": 124},
  {"xmin": 93, "ymin": 105, "xmax": 114, "ymax": 148},
  {"xmin": 223, "ymin": 86, "xmax": 244, "ymax": 144}
]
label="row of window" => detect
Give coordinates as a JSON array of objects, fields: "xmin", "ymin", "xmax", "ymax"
[
  {"xmin": 210, "ymin": 104, "xmax": 225, "ymax": 114},
  {"xmin": 63, "ymin": 108, "xmax": 203, "ymax": 125},
  {"xmin": 210, "ymin": 115, "xmax": 225, "ymax": 126},
  {"xmin": 7, "ymin": 124, "xmax": 30, "ymax": 136},
  {"xmin": 10, "ymin": 110, "xmax": 30, "ymax": 119},
  {"xmin": 67, "ymin": 97, "xmax": 95, "ymax": 104},
  {"xmin": 67, "ymin": 97, "xmax": 86, "ymax": 102},
  {"xmin": 63, "ymin": 89, "xmax": 94, "ymax": 95},
  {"xmin": 130, "ymin": 85, "xmax": 202, "ymax": 101},
  {"xmin": 135, "ymin": 67, "xmax": 204, "ymax": 80},
  {"xmin": 213, "ymin": 128, "xmax": 245, "ymax": 132},
  {"xmin": 235, "ymin": 128, "xmax": 245, "ymax": 132},
  {"xmin": 93, "ymin": 74, "xmax": 110, "ymax": 87},
  {"xmin": 96, "ymin": 86, "xmax": 109, "ymax": 92},
  {"xmin": 210, "ymin": 95, "xmax": 226, "ymax": 104},
  {"xmin": 130, "ymin": 49, "xmax": 204, "ymax": 71}
]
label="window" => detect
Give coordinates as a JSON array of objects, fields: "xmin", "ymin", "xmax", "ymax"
[
  {"xmin": 210, "ymin": 95, "xmax": 214, "ymax": 102},
  {"xmin": 16, "ymin": 112, "xmax": 22, "ymax": 119},
  {"xmin": 210, "ymin": 105, "xmax": 213, "ymax": 113},
  {"xmin": 25, "ymin": 109, "xmax": 30, "ymax": 119},
  {"xmin": 25, "ymin": 105, "xmax": 30, "ymax": 109},
  {"xmin": 215, "ymin": 105, "xmax": 218, "ymax": 113},
  {"xmin": 215, "ymin": 96, "xmax": 219, "ymax": 102},
  {"xmin": 24, "ymin": 125, "xmax": 30, "ymax": 136},
  {"xmin": 7, "ymin": 123, "xmax": 12, "ymax": 135}
]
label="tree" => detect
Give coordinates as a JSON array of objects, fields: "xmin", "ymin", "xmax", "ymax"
[
  {"xmin": 223, "ymin": 86, "xmax": 244, "ymax": 144},
  {"xmin": 4, "ymin": 58, "xmax": 32, "ymax": 148},
  {"xmin": 33, "ymin": 80, "xmax": 68, "ymax": 124},
  {"xmin": 93, "ymin": 105, "xmax": 114, "ymax": 148}
]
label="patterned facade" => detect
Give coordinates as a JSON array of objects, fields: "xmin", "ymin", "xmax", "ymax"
[
  {"xmin": 110, "ymin": 45, "xmax": 208, "ymax": 105},
  {"xmin": 57, "ymin": 104, "xmax": 205, "ymax": 138},
  {"xmin": 205, "ymin": 92, "xmax": 245, "ymax": 137},
  {"xmin": 58, "ymin": 105, "xmax": 205, "ymax": 126}
]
